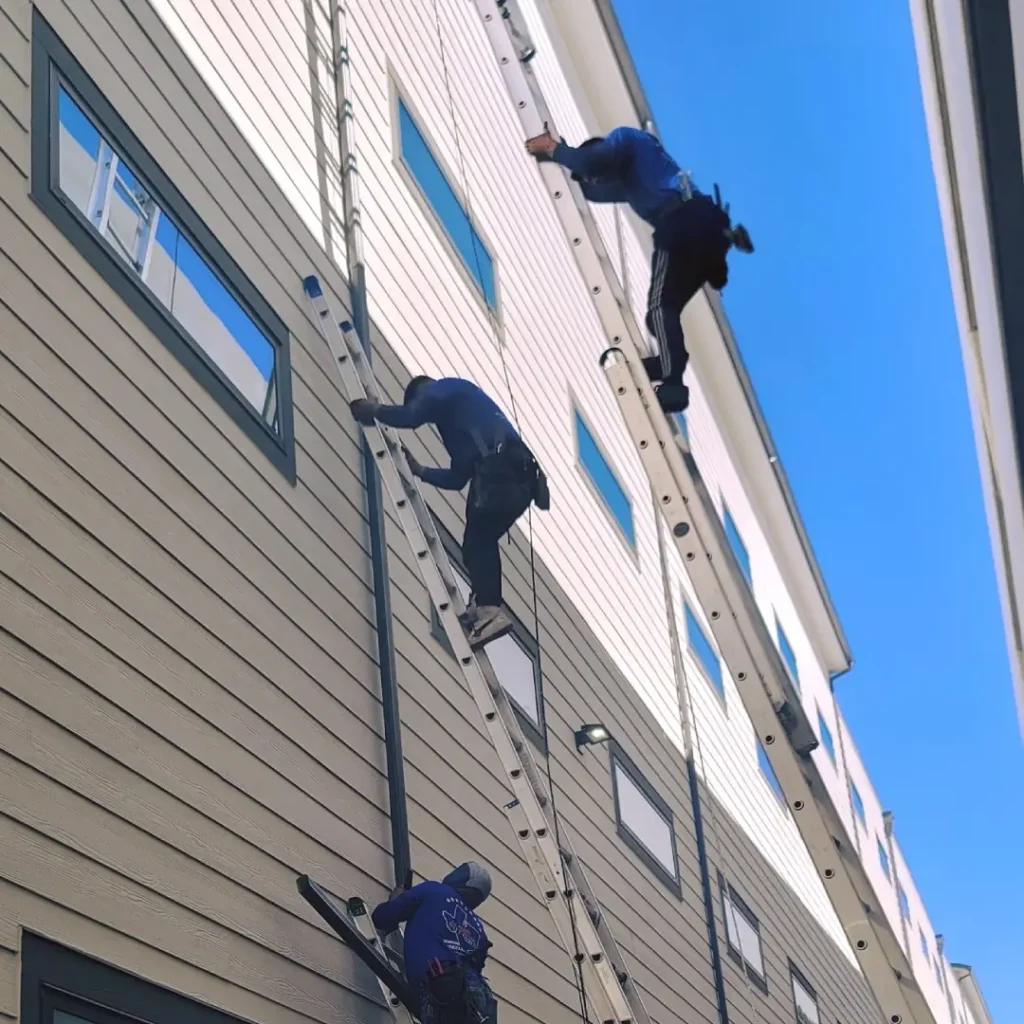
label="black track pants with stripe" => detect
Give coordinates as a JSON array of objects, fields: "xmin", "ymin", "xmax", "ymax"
[{"xmin": 645, "ymin": 243, "xmax": 707, "ymax": 385}]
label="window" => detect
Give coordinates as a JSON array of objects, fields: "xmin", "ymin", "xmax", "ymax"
[
  {"xmin": 758, "ymin": 740, "xmax": 785, "ymax": 804},
  {"xmin": 685, "ymin": 602, "xmax": 725, "ymax": 699},
  {"xmin": 719, "ymin": 873, "xmax": 768, "ymax": 992},
  {"xmin": 850, "ymin": 780, "xmax": 867, "ymax": 828},
  {"xmin": 920, "ymin": 928, "xmax": 929, "ymax": 960},
  {"xmin": 609, "ymin": 739, "xmax": 680, "ymax": 894},
  {"xmin": 776, "ymin": 617, "xmax": 799, "ymax": 691},
  {"xmin": 723, "ymin": 503, "xmax": 752, "ymax": 584},
  {"xmin": 676, "ymin": 411, "xmax": 689, "ymax": 441},
  {"xmin": 934, "ymin": 959, "xmax": 944, "ymax": 986},
  {"xmin": 395, "ymin": 96, "xmax": 497, "ymax": 311},
  {"xmin": 31, "ymin": 12, "xmax": 294, "ymax": 479},
  {"xmin": 816, "ymin": 709, "xmax": 836, "ymax": 764},
  {"xmin": 429, "ymin": 525, "xmax": 545, "ymax": 749},
  {"xmin": 898, "ymin": 885, "xmax": 910, "ymax": 921},
  {"xmin": 574, "ymin": 408, "xmax": 636, "ymax": 548},
  {"xmin": 877, "ymin": 838, "xmax": 892, "ymax": 881},
  {"xmin": 790, "ymin": 965, "xmax": 820, "ymax": 1024},
  {"xmin": 21, "ymin": 933, "xmax": 251, "ymax": 1024}
]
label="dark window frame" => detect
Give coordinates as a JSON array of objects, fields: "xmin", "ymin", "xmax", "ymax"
[
  {"xmin": 608, "ymin": 738, "xmax": 682, "ymax": 897},
  {"xmin": 718, "ymin": 871, "xmax": 769, "ymax": 995},
  {"xmin": 428, "ymin": 518, "xmax": 546, "ymax": 752},
  {"xmin": 788, "ymin": 960, "xmax": 821, "ymax": 1024},
  {"xmin": 877, "ymin": 837, "xmax": 892, "ymax": 881},
  {"xmin": 30, "ymin": 11, "xmax": 295, "ymax": 481},
  {"xmin": 21, "ymin": 933, "xmax": 256, "ymax": 1024},
  {"xmin": 775, "ymin": 615, "xmax": 800, "ymax": 692}
]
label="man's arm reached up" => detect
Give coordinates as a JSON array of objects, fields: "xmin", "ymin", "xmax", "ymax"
[
  {"xmin": 372, "ymin": 388, "xmax": 440, "ymax": 430},
  {"xmin": 371, "ymin": 881, "xmax": 432, "ymax": 934},
  {"xmin": 548, "ymin": 126, "xmax": 636, "ymax": 179}
]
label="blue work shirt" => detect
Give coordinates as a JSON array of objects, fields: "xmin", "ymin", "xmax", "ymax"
[
  {"xmin": 375, "ymin": 378, "xmax": 519, "ymax": 491},
  {"xmin": 551, "ymin": 126, "xmax": 697, "ymax": 226},
  {"xmin": 371, "ymin": 881, "xmax": 491, "ymax": 990}
]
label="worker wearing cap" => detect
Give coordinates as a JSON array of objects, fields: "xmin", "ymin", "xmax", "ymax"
[{"xmin": 372, "ymin": 862, "xmax": 497, "ymax": 1024}]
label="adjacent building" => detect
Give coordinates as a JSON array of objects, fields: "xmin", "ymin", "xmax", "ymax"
[
  {"xmin": 909, "ymin": 0, "xmax": 1024, "ymax": 739},
  {"xmin": 0, "ymin": 3, "xmax": 994, "ymax": 1024}
]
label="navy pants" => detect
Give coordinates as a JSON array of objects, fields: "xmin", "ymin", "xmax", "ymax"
[
  {"xmin": 645, "ymin": 195, "xmax": 730, "ymax": 385},
  {"xmin": 463, "ymin": 443, "xmax": 536, "ymax": 607}
]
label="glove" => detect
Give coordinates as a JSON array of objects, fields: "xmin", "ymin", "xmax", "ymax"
[
  {"xmin": 402, "ymin": 447, "xmax": 423, "ymax": 478},
  {"xmin": 350, "ymin": 398, "xmax": 380, "ymax": 425}
]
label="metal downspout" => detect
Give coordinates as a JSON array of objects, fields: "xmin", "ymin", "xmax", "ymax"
[{"xmin": 330, "ymin": 0, "xmax": 411, "ymax": 886}]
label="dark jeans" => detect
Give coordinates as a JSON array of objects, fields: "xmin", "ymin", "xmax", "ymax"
[
  {"xmin": 645, "ymin": 195, "xmax": 730, "ymax": 384},
  {"xmin": 463, "ymin": 443, "xmax": 536, "ymax": 608},
  {"xmin": 420, "ymin": 968, "xmax": 497, "ymax": 1024}
]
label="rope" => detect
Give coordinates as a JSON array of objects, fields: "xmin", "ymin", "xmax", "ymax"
[{"xmin": 428, "ymin": 4, "xmax": 591, "ymax": 1022}]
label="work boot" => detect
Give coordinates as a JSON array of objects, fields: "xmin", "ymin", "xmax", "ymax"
[
  {"xmin": 458, "ymin": 599, "xmax": 478, "ymax": 629},
  {"xmin": 641, "ymin": 355, "xmax": 663, "ymax": 383},
  {"xmin": 657, "ymin": 382, "xmax": 689, "ymax": 414},
  {"xmin": 467, "ymin": 606, "xmax": 513, "ymax": 650}
]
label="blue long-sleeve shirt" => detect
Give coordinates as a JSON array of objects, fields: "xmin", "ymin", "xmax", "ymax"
[
  {"xmin": 371, "ymin": 881, "xmax": 491, "ymax": 989},
  {"xmin": 374, "ymin": 378, "xmax": 519, "ymax": 491},
  {"xmin": 550, "ymin": 125, "xmax": 696, "ymax": 226}
]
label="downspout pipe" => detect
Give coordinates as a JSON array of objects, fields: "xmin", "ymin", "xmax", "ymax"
[{"xmin": 331, "ymin": 0, "xmax": 410, "ymax": 887}]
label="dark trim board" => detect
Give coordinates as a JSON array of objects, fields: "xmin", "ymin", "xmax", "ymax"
[
  {"xmin": 30, "ymin": 9, "xmax": 296, "ymax": 481},
  {"xmin": 964, "ymin": 0, "xmax": 1024, "ymax": 498},
  {"xmin": 21, "ymin": 933, "xmax": 261, "ymax": 1024}
]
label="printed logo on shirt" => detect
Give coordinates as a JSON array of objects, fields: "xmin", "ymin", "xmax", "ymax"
[{"xmin": 442, "ymin": 897, "xmax": 483, "ymax": 954}]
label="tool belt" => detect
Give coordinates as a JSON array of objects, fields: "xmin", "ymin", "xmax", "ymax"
[
  {"xmin": 468, "ymin": 433, "xmax": 550, "ymax": 514},
  {"xmin": 423, "ymin": 959, "xmax": 488, "ymax": 1024}
]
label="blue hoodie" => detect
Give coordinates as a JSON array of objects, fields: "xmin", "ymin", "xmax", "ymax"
[
  {"xmin": 550, "ymin": 126, "xmax": 697, "ymax": 225},
  {"xmin": 374, "ymin": 378, "xmax": 519, "ymax": 491},
  {"xmin": 371, "ymin": 881, "xmax": 490, "ymax": 989}
]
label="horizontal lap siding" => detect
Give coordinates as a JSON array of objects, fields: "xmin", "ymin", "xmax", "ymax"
[{"xmin": 0, "ymin": 5, "xmax": 719, "ymax": 1024}]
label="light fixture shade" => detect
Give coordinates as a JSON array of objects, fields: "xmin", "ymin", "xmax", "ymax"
[{"xmin": 575, "ymin": 723, "xmax": 610, "ymax": 749}]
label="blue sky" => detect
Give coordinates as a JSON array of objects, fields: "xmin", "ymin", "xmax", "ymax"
[{"xmin": 612, "ymin": 0, "xmax": 1023, "ymax": 1019}]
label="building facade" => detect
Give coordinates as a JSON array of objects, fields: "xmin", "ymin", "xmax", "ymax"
[
  {"xmin": 909, "ymin": 0, "xmax": 1024, "ymax": 739},
  {"xmin": 0, "ymin": 3, "xmax": 992, "ymax": 1024}
]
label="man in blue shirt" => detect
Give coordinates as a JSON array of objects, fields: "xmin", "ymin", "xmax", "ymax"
[
  {"xmin": 351, "ymin": 376, "xmax": 549, "ymax": 650},
  {"xmin": 527, "ymin": 125, "xmax": 753, "ymax": 415},
  {"xmin": 372, "ymin": 862, "xmax": 496, "ymax": 1024}
]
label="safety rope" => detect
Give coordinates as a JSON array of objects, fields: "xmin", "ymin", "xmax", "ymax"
[{"xmin": 428, "ymin": 4, "xmax": 591, "ymax": 1022}]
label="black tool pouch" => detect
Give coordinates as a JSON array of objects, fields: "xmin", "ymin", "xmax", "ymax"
[{"xmin": 426, "ymin": 968, "xmax": 471, "ymax": 1024}]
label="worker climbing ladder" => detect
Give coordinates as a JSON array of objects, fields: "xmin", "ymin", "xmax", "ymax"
[
  {"xmin": 302, "ymin": 280, "xmax": 651, "ymax": 1024},
  {"xmin": 473, "ymin": 3, "xmax": 936, "ymax": 1024}
]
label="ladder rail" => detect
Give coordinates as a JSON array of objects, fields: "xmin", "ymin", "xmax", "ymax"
[
  {"xmin": 472, "ymin": 2, "xmax": 935, "ymax": 1023},
  {"xmin": 302, "ymin": 277, "xmax": 636, "ymax": 1024}
]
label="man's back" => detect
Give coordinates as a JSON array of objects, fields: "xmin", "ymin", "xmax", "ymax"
[{"xmin": 374, "ymin": 880, "xmax": 490, "ymax": 989}]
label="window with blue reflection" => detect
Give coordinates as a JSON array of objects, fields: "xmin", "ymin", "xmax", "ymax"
[
  {"xmin": 56, "ymin": 86, "xmax": 280, "ymax": 429},
  {"xmin": 685, "ymin": 602, "xmax": 724, "ymax": 699},
  {"xmin": 757, "ymin": 741, "xmax": 785, "ymax": 803},
  {"xmin": 397, "ymin": 99, "xmax": 497, "ymax": 310},
  {"xmin": 776, "ymin": 617, "xmax": 799, "ymax": 691},
  {"xmin": 850, "ymin": 780, "xmax": 866, "ymax": 828},
  {"xmin": 575, "ymin": 410, "xmax": 635, "ymax": 547},
  {"xmin": 724, "ymin": 504, "xmax": 751, "ymax": 584},
  {"xmin": 877, "ymin": 838, "xmax": 891, "ymax": 881},
  {"xmin": 816, "ymin": 709, "xmax": 836, "ymax": 765},
  {"xmin": 898, "ymin": 885, "xmax": 910, "ymax": 920}
]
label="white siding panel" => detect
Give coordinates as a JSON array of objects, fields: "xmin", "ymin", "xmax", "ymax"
[{"xmin": 149, "ymin": 0, "xmax": 683, "ymax": 747}]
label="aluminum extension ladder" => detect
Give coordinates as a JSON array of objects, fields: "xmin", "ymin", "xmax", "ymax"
[
  {"xmin": 303, "ymin": 275, "xmax": 650, "ymax": 1024},
  {"xmin": 473, "ymin": 3, "xmax": 937, "ymax": 1024}
]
